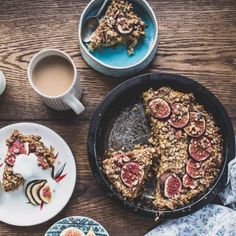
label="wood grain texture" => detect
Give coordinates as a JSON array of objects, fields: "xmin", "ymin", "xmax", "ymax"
[{"xmin": 0, "ymin": 0, "xmax": 235, "ymax": 235}]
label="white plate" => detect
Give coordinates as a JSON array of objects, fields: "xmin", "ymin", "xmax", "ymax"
[{"xmin": 0, "ymin": 123, "xmax": 76, "ymax": 226}]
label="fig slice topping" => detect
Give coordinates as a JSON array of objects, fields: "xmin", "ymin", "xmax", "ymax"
[
  {"xmin": 149, "ymin": 98, "xmax": 171, "ymax": 118},
  {"xmin": 184, "ymin": 112, "xmax": 206, "ymax": 137},
  {"xmin": 189, "ymin": 136, "xmax": 212, "ymax": 161},
  {"xmin": 121, "ymin": 162, "xmax": 144, "ymax": 188},
  {"xmin": 186, "ymin": 159, "xmax": 205, "ymax": 179},
  {"xmin": 164, "ymin": 174, "xmax": 182, "ymax": 199},
  {"xmin": 8, "ymin": 140, "xmax": 27, "ymax": 155},
  {"xmin": 168, "ymin": 103, "xmax": 190, "ymax": 128},
  {"xmin": 182, "ymin": 174, "xmax": 199, "ymax": 189},
  {"xmin": 116, "ymin": 17, "xmax": 133, "ymax": 35},
  {"xmin": 5, "ymin": 154, "xmax": 16, "ymax": 166},
  {"xmin": 28, "ymin": 143, "xmax": 37, "ymax": 155}
]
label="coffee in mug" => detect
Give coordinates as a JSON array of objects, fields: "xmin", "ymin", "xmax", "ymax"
[
  {"xmin": 28, "ymin": 49, "xmax": 85, "ymax": 115},
  {"xmin": 32, "ymin": 55, "xmax": 74, "ymax": 97}
]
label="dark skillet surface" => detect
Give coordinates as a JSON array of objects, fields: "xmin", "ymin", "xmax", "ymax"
[{"xmin": 87, "ymin": 72, "xmax": 235, "ymax": 219}]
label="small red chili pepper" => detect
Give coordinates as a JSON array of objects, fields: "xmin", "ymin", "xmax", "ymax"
[
  {"xmin": 56, "ymin": 173, "xmax": 67, "ymax": 183},
  {"xmin": 0, "ymin": 163, "xmax": 3, "ymax": 168}
]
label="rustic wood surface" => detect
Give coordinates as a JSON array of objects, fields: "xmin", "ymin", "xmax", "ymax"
[{"xmin": 0, "ymin": 0, "xmax": 235, "ymax": 235}]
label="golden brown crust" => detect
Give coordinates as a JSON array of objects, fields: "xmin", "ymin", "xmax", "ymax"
[
  {"xmin": 143, "ymin": 87, "xmax": 223, "ymax": 209},
  {"xmin": 102, "ymin": 145, "xmax": 156, "ymax": 199},
  {"xmin": 87, "ymin": 0, "xmax": 146, "ymax": 55}
]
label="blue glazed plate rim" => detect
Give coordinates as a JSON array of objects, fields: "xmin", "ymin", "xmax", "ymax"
[
  {"xmin": 78, "ymin": 0, "xmax": 158, "ymax": 70},
  {"xmin": 45, "ymin": 216, "xmax": 109, "ymax": 235}
]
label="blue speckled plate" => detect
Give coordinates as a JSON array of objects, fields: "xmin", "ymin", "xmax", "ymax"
[
  {"xmin": 45, "ymin": 216, "xmax": 109, "ymax": 236},
  {"xmin": 80, "ymin": 0, "xmax": 158, "ymax": 69}
]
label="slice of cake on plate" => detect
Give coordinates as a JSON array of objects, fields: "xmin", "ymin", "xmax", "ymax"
[
  {"xmin": 87, "ymin": 0, "xmax": 146, "ymax": 55},
  {"xmin": 102, "ymin": 144, "xmax": 156, "ymax": 199}
]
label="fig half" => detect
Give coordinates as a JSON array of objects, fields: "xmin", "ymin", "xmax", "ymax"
[
  {"xmin": 149, "ymin": 98, "xmax": 171, "ymax": 118},
  {"xmin": 168, "ymin": 103, "xmax": 189, "ymax": 128},
  {"xmin": 60, "ymin": 227, "xmax": 85, "ymax": 236},
  {"xmin": 121, "ymin": 162, "xmax": 144, "ymax": 188},
  {"xmin": 189, "ymin": 136, "xmax": 212, "ymax": 161},
  {"xmin": 182, "ymin": 174, "xmax": 199, "ymax": 189},
  {"xmin": 184, "ymin": 112, "xmax": 206, "ymax": 137},
  {"xmin": 164, "ymin": 174, "xmax": 182, "ymax": 199},
  {"xmin": 186, "ymin": 159, "xmax": 204, "ymax": 179},
  {"xmin": 5, "ymin": 154, "xmax": 16, "ymax": 166},
  {"xmin": 8, "ymin": 140, "xmax": 27, "ymax": 155},
  {"xmin": 39, "ymin": 182, "xmax": 52, "ymax": 204}
]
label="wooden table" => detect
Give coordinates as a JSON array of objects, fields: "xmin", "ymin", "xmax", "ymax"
[{"xmin": 0, "ymin": 0, "xmax": 235, "ymax": 235}]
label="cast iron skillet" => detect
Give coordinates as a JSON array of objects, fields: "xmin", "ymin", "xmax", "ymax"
[{"xmin": 87, "ymin": 73, "xmax": 235, "ymax": 219}]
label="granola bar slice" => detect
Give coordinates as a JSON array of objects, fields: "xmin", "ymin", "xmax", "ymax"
[
  {"xmin": 2, "ymin": 165, "xmax": 23, "ymax": 192},
  {"xmin": 1, "ymin": 130, "xmax": 58, "ymax": 192},
  {"xmin": 87, "ymin": 0, "xmax": 146, "ymax": 55},
  {"xmin": 102, "ymin": 145, "xmax": 156, "ymax": 199}
]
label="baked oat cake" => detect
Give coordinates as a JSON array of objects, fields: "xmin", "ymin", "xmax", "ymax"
[
  {"xmin": 87, "ymin": 0, "xmax": 146, "ymax": 55},
  {"xmin": 102, "ymin": 145, "xmax": 156, "ymax": 199},
  {"xmin": 143, "ymin": 87, "xmax": 223, "ymax": 210},
  {"xmin": 1, "ymin": 130, "xmax": 57, "ymax": 191}
]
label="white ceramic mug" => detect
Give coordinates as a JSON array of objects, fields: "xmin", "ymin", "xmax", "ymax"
[{"xmin": 28, "ymin": 49, "xmax": 85, "ymax": 115}]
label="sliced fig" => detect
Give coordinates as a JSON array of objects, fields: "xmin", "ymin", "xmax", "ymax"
[
  {"xmin": 60, "ymin": 227, "xmax": 85, "ymax": 236},
  {"xmin": 30, "ymin": 180, "xmax": 47, "ymax": 205},
  {"xmin": 25, "ymin": 180, "xmax": 42, "ymax": 205},
  {"xmin": 184, "ymin": 112, "xmax": 206, "ymax": 137},
  {"xmin": 168, "ymin": 103, "xmax": 189, "ymax": 128},
  {"xmin": 189, "ymin": 136, "xmax": 212, "ymax": 161},
  {"xmin": 39, "ymin": 182, "xmax": 52, "ymax": 204},
  {"xmin": 116, "ymin": 17, "xmax": 133, "ymax": 35},
  {"xmin": 158, "ymin": 173, "xmax": 171, "ymax": 192},
  {"xmin": 5, "ymin": 154, "xmax": 16, "ymax": 166},
  {"xmin": 182, "ymin": 174, "xmax": 199, "ymax": 189},
  {"xmin": 113, "ymin": 153, "xmax": 131, "ymax": 172},
  {"xmin": 149, "ymin": 98, "xmax": 171, "ymax": 118},
  {"xmin": 186, "ymin": 159, "xmax": 204, "ymax": 179},
  {"xmin": 8, "ymin": 140, "xmax": 27, "ymax": 155},
  {"xmin": 164, "ymin": 174, "xmax": 182, "ymax": 199},
  {"xmin": 121, "ymin": 162, "xmax": 144, "ymax": 188},
  {"xmin": 28, "ymin": 143, "xmax": 36, "ymax": 154}
]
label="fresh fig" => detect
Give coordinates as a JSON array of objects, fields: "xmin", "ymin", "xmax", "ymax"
[
  {"xmin": 184, "ymin": 112, "xmax": 206, "ymax": 137},
  {"xmin": 39, "ymin": 182, "xmax": 52, "ymax": 204},
  {"xmin": 149, "ymin": 98, "xmax": 171, "ymax": 118},
  {"xmin": 5, "ymin": 154, "xmax": 16, "ymax": 166},
  {"xmin": 186, "ymin": 159, "xmax": 204, "ymax": 179},
  {"xmin": 182, "ymin": 174, "xmax": 199, "ymax": 189},
  {"xmin": 164, "ymin": 174, "xmax": 182, "ymax": 199},
  {"xmin": 121, "ymin": 162, "xmax": 144, "ymax": 188},
  {"xmin": 60, "ymin": 227, "xmax": 85, "ymax": 236},
  {"xmin": 30, "ymin": 180, "xmax": 47, "ymax": 205},
  {"xmin": 168, "ymin": 103, "xmax": 189, "ymax": 128},
  {"xmin": 28, "ymin": 143, "xmax": 36, "ymax": 154},
  {"xmin": 25, "ymin": 180, "xmax": 41, "ymax": 205},
  {"xmin": 189, "ymin": 136, "xmax": 212, "ymax": 161},
  {"xmin": 8, "ymin": 140, "xmax": 27, "ymax": 155}
]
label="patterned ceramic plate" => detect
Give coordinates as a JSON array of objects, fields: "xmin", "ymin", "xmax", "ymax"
[
  {"xmin": 45, "ymin": 216, "xmax": 109, "ymax": 236},
  {"xmin": 0, "ymin": 123, "xmax": 76, "ymax": 226}
]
